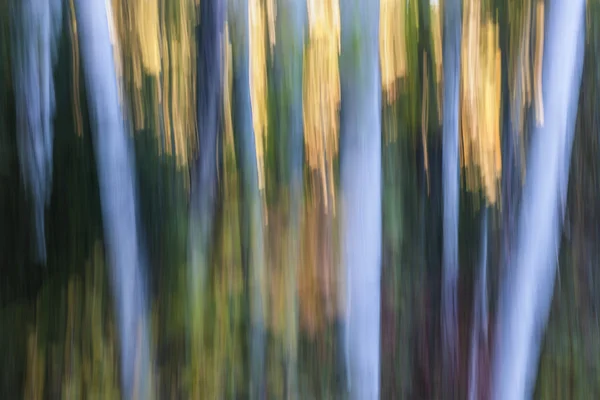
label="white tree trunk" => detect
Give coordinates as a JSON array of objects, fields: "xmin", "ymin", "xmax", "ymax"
[
  {"xmin": 74, "ymin": 0, "xmax": 150, "ymax": 398},
  {"xmin": 340, "ymin": 1, "xmax": 381, "ymax": 398},
  {"xmin": 491, "ymin": 1, "xmax": 585, "ymax": 399}
]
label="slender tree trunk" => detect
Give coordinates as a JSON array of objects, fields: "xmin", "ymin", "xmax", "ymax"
[
  {"xmin": 10, "ymin": 0, "xmax": 62, "ymax": 263},
  {"xmin": 74, "ymin": 0, "xmax": 150, "ymax": 398},
  {"xmin": 498, "ymin": 0, "xmax": 516, "ymax": 276},
  {"xmin": 491, "ymin": 1, "xmax": 585, "ymax": 399},
  {"xmin": 441, "ymin": 0, "xmax": 461, "ymax": 394},
  {"xmin": 468, "ymin": 206, "xmax": 489, "ymax": 400},
  {"xmin": 188, "ymin": 0, "xmax": 225, "ymax": 358},
  {"xmin": 340, "ymin": 1, "xmax": 381, "ymax": 398},
  {"xmin": 229, "ymin": 1, "xmax": 267, "ymax": 397}
]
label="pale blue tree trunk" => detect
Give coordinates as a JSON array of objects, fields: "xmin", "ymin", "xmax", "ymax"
[
  {"xmin": 10, "ymin": 0, "xmax": 62, "ymax": 263},
  {"xmin": 340, "ymin": 1, "xmax": 381, "ymax": 398},
  {"xmin": 492, "ymin": 1, "xmax": 586, "ymax": 399},
  {"xmin": 441, "ymin": 0, "xmax": 461, "ymax": 392},
  {"xmin": 74, "ymin": 0, "xmax": 150, "ymax": 398},
  {"xmin": 229, "ymin": 0, "xmax": 267, "ymax": 397}
]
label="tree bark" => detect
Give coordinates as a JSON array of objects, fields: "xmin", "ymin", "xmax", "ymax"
[
  {"xmin": 10, "ymin": 0, "xmax": 62, "ymax": 263},
  {"xmin": 441, "ymin": 0, "xmax": 462, "ymax": 394},
  {"xmin": 74, "ymin": 0, "xmax": 150, "ymax": 397},
  {"xmin": 340, "ymin": 1, "xmax": 381, "ymax": 398},
  {"xmin": 491, "ymin": 1, "xmax": 585, "ymax": 398},
  {"xmin": 188, "ymin": 0, "xmax": 225, "ymax": 360},
  {"xmin": 468, "ymin": 206, "xmax": 489, "ymax": 400},
  {"xmin": 229, "ymin": 0, "xmax": 267, "ymax": 397}
]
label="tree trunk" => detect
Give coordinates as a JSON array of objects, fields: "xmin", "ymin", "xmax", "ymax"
[
  {"xmin": 74, "ymin": 0, "xmax": 150, "ymax": 398},
  {"xmin": 229, "ymin": 1, "xmax": 267, "ymax": 397},
  {"xmin": 340, "ymin": 1, "xmax": 381, "ymax": 398},
  {"xmin": 491, "ymin": 1, "xmax": 585, "ymax": 399},
  {"xmin": 188, "ymin": 0, "xmax": 225, "ymax": 358},
  {"xmin": 442, "ymin": 0, "xmax": 462, "ymax": 394},
  {"xmin": 10, "ymin": 0, "xmax": 62, "ymax": 263},
  {"xmin": 468, "ymin": 206, "xmax": 489, "ymax": 400}
]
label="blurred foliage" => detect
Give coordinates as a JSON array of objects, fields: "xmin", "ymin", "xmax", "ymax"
[
  {"xmin": 303, "ymin": 0, "xmax": 340, "ymax": 213},
  {"xmin": 460, "ymin": 0, "xmax": 502, "ymax": 203},
  {"xmin": 111, "ymin": 0, "xmax": 197, "ymax": 167},
  {"xmin": 3, "ymin": 0, "xmax": 600, "ymax": 398}
]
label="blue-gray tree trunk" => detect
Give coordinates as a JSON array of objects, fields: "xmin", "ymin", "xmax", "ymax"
[
  {"xmin": 441, "ymin": 0, "xmax": 461, "ymax": 392},
  {"xmin": 229, "ymin": 1, "xmax": 267, "ymax": 397},
  {"xmin": 74, "ymin": 0, "xmax": 150, "ymax": 398},
  {"xmin": 10, "ymin": 0, "xmax": 62, "ymax": 263},
  {"xmin": 188, "ymin": 0, "xmax": 225, "ymax": 353},
  {"xmin": 491, "ymin": 1, "xmax": 586, "ymax": 399},
  {"xmin": 340, "ymin": 1, "xmax": 381, "ymax": 398},
  {"xmin": 468, "ymin": 207, "xmax": 489, "ymax": 400}
]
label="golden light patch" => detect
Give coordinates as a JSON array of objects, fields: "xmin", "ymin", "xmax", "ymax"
[
  {"xmin": 110, "ymin": 0, "xmax": 197, "ymax": 167},
  {"xmin": 431, "ymin": 2, "xmax": 443, "ymax": 119},
  {"xmin": 303, "ymin": 0, "xmax": 340, "ymax": 212},
  {"xmin": 249, "ymin": 0, "xmax": 273, "ymax": 191},
  {"xmin": 534, "ymin": 1, "xmax": 545, "ymax": 126},
  {"xmin": 460, "ymin": 0, "xmax": 502, "ymax": 204},
  {"xmin": 379, "ymin": 0, "xmax": 408, "ymax": 102}
]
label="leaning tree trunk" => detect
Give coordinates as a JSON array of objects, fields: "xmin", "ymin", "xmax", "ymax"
[
  {"xmin": 10, "ymin": 0, "xmax": 62, "ymax": 263},
  {"xmin": 491, "ymin": 1, "xmax": 585, "ymax": 399},
  {"xmin": 229, "ymin": 0, "xmax": 267, "ymax": 397},
  {"xmin": 188, "ymin": 0, "xmax": 225, "ymax": 360},
  {"xmin": 340, "ymin": 1, "xmax": 381, "ymax": 398},
  {"xmin": 441, "ymin": 0, "xmax": 461, "ymax": 393},
  {"xmin": 74, "ymin": 0, "xmax": 150, "ymax": 398}
]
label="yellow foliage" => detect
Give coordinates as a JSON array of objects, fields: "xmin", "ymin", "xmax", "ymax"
[
  {"xmin": 110, "ymin": 0, "xmax": 196, "ymax": 167},
  {"xmin": 303, "ymin": 0, "xmax": 340, "ymax": 212},
  {"xmin": 460, "ymin": 0, "xmax": 502, "ymax": 204},
  {"xmin": 431, "ymin": 2, "xmax": 444, "ymax": 119},
  {"xmin": 249, "ymin": 0, "xmax": 276, "ymax": 191},
  {"xmin": 380, "ymin": 0, "xmax": 408, "ymax": 102},
  {"xmin": 508, "ymin": 0, "xmax": 545, "ymax": 133},
  {"xmin": 135, "ymin": 0, "xmax": 162, "ymax": 76},
  {"xmin": 534, "ymin": 1, "xmax": 545, "ymax": 126}
]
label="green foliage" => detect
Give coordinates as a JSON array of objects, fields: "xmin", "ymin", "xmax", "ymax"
[{"xmin": 14, "ymin": 245, "xmax": 121, "ymax": 399}]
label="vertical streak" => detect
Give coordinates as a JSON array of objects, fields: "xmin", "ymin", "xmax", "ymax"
[
  {"xmin": 230, "ymin": 0, "xmax": 268, "ymax": 396},
  {"xmin": 340, "ymin": 0, "xmax": 381, "ymax": 397},
  {"xmin": 492, "ymin": 1, "xmax": 585, "ymax": 398},
  {"xmin": 10, "ymin": 0, "xmax": 63, "ymax": 263},
  {"xmin": 74, "ymin": 0, "xmax": 151, "ymax": 397},
  {"xmin": 442, "ymin": 0, "xmax": 461, "ymax": 394}
]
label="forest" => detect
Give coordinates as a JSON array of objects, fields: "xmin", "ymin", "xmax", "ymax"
[{"xmin": 0, "ymin": 0, "xmax": 599, "ymax": 398}]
